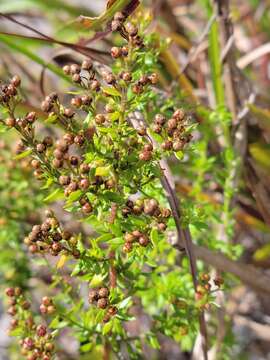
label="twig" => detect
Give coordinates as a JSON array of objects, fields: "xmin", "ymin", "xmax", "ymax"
[{"xmin": 173, "ymin": 242, "xmax": 270, "ymax": 295}]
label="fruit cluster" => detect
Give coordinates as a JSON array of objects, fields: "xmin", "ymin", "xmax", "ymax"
[
  {"xmin": 152, "ymin": 109, "xmax": 192, "ymax": 153},
  {"xmin": 39, "ymin": 296, "xmax": 56, "ymax": 316},
  {"xmin": 88, "ymin": 286, "xmax": 110, "ymax": 309},
  {"xmin": 23, "ymin": 211, "xmax": 80, "ymax": 258},
  {"xmin": 5, "ymin": 288, "xmax": 54, "ymax": 360},
  {"xmin": 88, "ymin": 287, "xmax": 118, "ymax": 323}
]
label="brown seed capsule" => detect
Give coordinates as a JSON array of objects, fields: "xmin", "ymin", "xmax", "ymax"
[
  {"xmin": 47, "ymin": 305, "xmax": 56, "ymax": 315},
  {"xmin": 36, "ymin": 143, "xmax": 46, "ymax": 153},
  {"xmin": 124, "ymin": 233, "xmax": 135, "ymax": 243},
  {"xmin": 11, "ymin": 75, "xmax": 21, "ymax": 87},
  {"xmin": 122, "ymin": 71, "xmax": 132, "ymax": 82},
  {"xmin": 69, "ymin": 155, "xmax": 79, "ymax": 166},
  {"xmin": 84, "ymin": 126, "xmax": 95, "ymax": 141},
  {"xmin": 81, "ymin": 59, "xmax": 93, "ymax": 71},
  {"xmin": 56, "ymin": 139, "xmax": 68, "ymax": 152},
  {"xmin": 47, "ymin": 92, "xmax": 58, "ymax": 102},
  {"xmin": 43, "ymin": 136, "xmax": 53, "ymax": 147},
  {"xmin": 132, "ymin": 84, "xmax": 143, "ymax": 94},
  {"xmin": 79, "ymin": 178, "xmax": 90, "ymax": 190},
  {"xmin": 132, "ymin": 230, "xmax": 142, "ymax": 238},
  {"xmin": 144, "ymin": 199, "xmax": 158, "ymax": 216},
  {"xmin": 63, "ymin": 133, "xmax": 74, "ymax": 145},
  {"xmin": 173, "ymin": 108, "xmax": 185, "ymax": 121},
  {"xmin": 67, "ymin": 181, "xmax": 78, "ymax": 193},
  {"xmin": 95, "ymin": 114, "xmax": 106, "ymax": 125},
  {"xmin": 143, "ymin": 143, "xmax": 153, "ymax": 152},
  {"xmin": 88, "ymin": 288, "xmax": 98, "ymax": 303},
  {"xmin": 64, "ymin": 108, "xmax": 74, "ymax": 118},
  {"xmin": 39, "ymin": 304, "xmax": 48, "ymax": 314},
  {"xmin": 71, "ymin": 96, "xmax": 82, "ymax": 108},
  {"xmin": 152, "ymin": 124, "xmax": 162, "ymax": 134},
  {"xmin": 114, "ymin": 11, "xmax": 125, "ymax": 21},
  {"xmin": 52, "ymin": 149, "xmax": 63, "ymax": 160},
  {"xmin": 51, "ymin": 242, "xmax": 62, "ymax": 253},
  {"xmin": 29, "ymin": 244, "xmax": 38, "ymax": 253},
  {"xmin": 97, "ymin": 298, "xmax": 108, "ymax": 309},
  {"xmin": 72, "ymin": 73, "xmax": 81, "ymax": 83},
  {"xmin": 90, "ymin": 79, "xmax": 100, "ymax": 91},
  {"xmin": 5, "ymin": 117, "xmax": 15, "ymax": 127},
  {"xmin": 59, "ymin": 175, "xmax": 70, "ymax": 186},
  {"xmin": 7, "ymin": 306, "xmax": 17, "ymax": 316},
  {"xmin": 82, "ymin": 202, "xmax": 93, "ymax": 214},
  {"xmin": 111, "ymin": 46, "xmax": 122, "ymax": 58},
  {"xmin": 41, "ymin": 100, "xmax": 53, "ymax": 113},
  {"xmin": 36, "ymin": 324, "xmax": 47, "ymax": 337},
  {"xmin": 167, "ymin": 118, "xmax": 177, "ymax": 130},
  {"xmin": 70, "ymin": 64, "xmax": 81, "ymax": 74},
  {"xmin": 161, "ymin": 208, "xmax": 171, "ymax": 218},
  {"xmin": 137, "ymin": 127, "xmax": 146, "ymax": 136},
  {"xmin": 138, "ymin": 235, "xmax": 149, "ymax": 247},
  {"xmin": 161, "ymin": 140, "xmax": 173, "ymax": 151},
  {"xmin": 172, "ymin": 140, "xmax": 184, "ymax": 152},
  {"xmin": 148, "ymin": 73, "xmax": 158, "ymax": 85},
  {"xmin": 104, "ymin": 72, "xmax": 116, "ymax": 85},
  {"xmin": 111, "ymin": 19, "xmax": 122, "ymax": 32},
  {"xmin": 157, "ymin": 222, "xmax": 167, "ymax": 232},
  {"xmin": 52, "ymin": 159, "xmax": 63, "ymax": 168},
  {"xmin": 138, "ymin": 75, "xmax": 149, "ymax": 86},
  {"xmin": 121, "ymin": 46, "xmax": 129, "ymax": 57},
  {"xmin": 154, "ymin": 114, "xmax": 166, "ymax": 126},
  {"xmin": 42, "ymin": 296, "xmax": 52, "ymax": 306},
  {"xmin": 5, "ymin": 287, "xmax": 15, "ymax": 297},
  {"xmin": 74, "ymin": 135, "xmax": 85, "ymax": 146},
  {"xmin": 98, "ymin": 287, "xmax": 109, "ymax": 298},
  {"xmin": 125, "ymin": 22, "xmax": 138, "ymax": 37},
  {"xmin": 123, "ymin": 242, "xmax": 133, "ymax": 253},
  {"xmin": 107, "ymin": 306, "xmax": 117, "ymax": 315},
  {"xmin": 139, "ymin": 151, "xmax": 152, "ymax": 161},
  {"xmin": 26, "ymin": 111, "xmax": 37, "ymax": 124},
  {"xmin": 80, "ymin": 163, "xmax": 90, "ymax": 173},
  {"xmin": 105, "ymin": 179, "xmax": 115, "ymax": 189},
  {"xmin": 62, "ymin": 65, "xmax": 71, "ymax": 75},
  {"xmin": 7, "ymin": 84, "xmax": 17, "ymax": 96},
  {"xmin": 81, "ymin": 95, "xmax": 92, "ymax": 105}
]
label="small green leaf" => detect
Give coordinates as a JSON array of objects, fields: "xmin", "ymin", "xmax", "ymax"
[
  {"xmin": 95, "ymin": 166, "xmax": 110, "ymax": 176},
  {"xmin": 103, "ymin": 87, "xmax": 121, "ymax": 97},
  {"xmin": 175, "ymin": 151, "xmax": 184, "ymax": 160},
  {"xmin": 102, "ymin": 321, "xmax": 113, "ymax": 335},
  {"xmin": 13, "ymin": 149, "xmax": 32, "ymax": 160},
  {"xmin": 117, "ymin": 296, "xmax": 132, "ymax": 310},
  {"xmin": 89, "ymin": 274, "xmax": 105, "ymax": 287},
  {"xmin": 44, "ymin": 188, "xmax": 64, "ymax": 203}
]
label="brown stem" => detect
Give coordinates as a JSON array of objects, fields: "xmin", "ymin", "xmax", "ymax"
[{"xmin": 160, "ymin": 172, "xmax": 208, "ymax": 360}]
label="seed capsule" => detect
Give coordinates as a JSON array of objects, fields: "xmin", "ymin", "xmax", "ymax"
[
  {"xmin": 81, "ymin": 59, "xmax": 93, "ymax": 71},
  {"xmin": 97, "ymin": 298, "xmax": 108, "ymax": 309}
]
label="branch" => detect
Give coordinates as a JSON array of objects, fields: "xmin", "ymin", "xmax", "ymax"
[{"xmin": 173, "ymin": 242, "xmax": 270, "ymax": 295}]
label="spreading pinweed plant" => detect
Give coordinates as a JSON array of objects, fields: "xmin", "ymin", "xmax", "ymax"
[{"xmin": 0, "ymin": 7, "xmax": 240, "ymax": 360}]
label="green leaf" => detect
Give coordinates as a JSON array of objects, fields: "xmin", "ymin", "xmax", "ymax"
[
  {"xmin": 103, "ymin": 87, "xmax": 121, "ymax": 97},
  {"xmin": 95, "ymin": 166, "xmax": 111, "ymax": 177},
  {"xmin": 80, "ymin": 342, "xmax": 94, "ymax": 353},
  {"xmin": 44, "ymin": 188, "xmax": 64, "ymax": 203},
  {"xmin": 13, "ymin": 149, "xmax": 32, "ymax": 160},
  {"xmin": 102, "ymin": 321, "xmax": 113, "ymax": 335},
  {"xmin": 89, "ymin": 274, "xmax": 105, "ymax": 287},
  {"xmin": 117, "ymin": 296, "xmax": 132, "ymax": 310}
]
